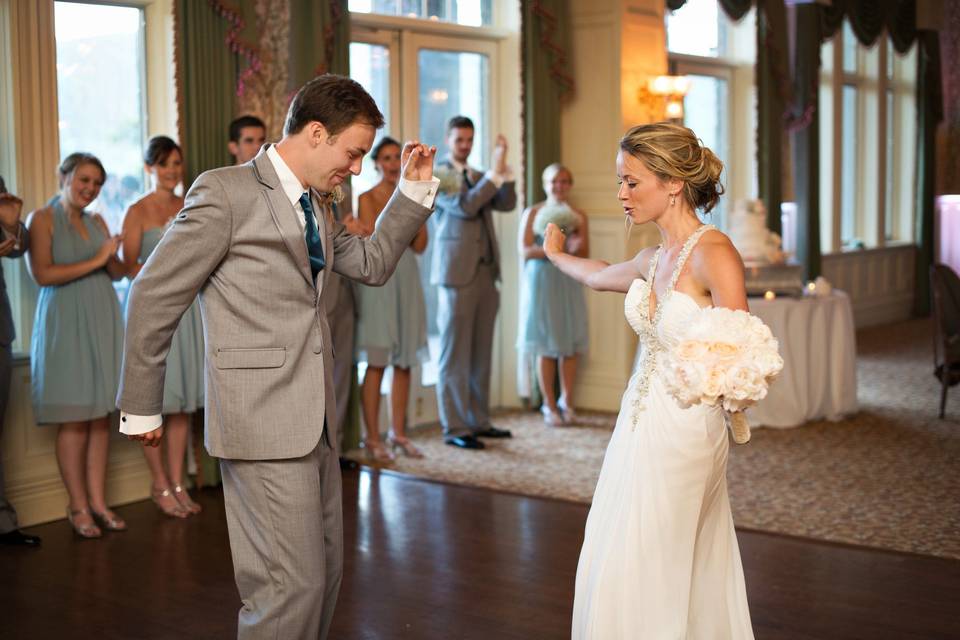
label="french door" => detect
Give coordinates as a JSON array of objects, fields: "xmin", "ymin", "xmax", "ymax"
[{"xmin": 350, "ymin": 27, "xmax": 498, "ymax": 427}]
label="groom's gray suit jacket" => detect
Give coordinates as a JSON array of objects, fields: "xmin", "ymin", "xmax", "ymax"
[{"xmin": 118, "ymin": 146, "xmax": 431, "ymax": 460}]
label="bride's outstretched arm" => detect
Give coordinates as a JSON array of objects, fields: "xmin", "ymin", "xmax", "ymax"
[{"xmin": 543, "ymin": 222, "xmax": 641, "ymax": 293}]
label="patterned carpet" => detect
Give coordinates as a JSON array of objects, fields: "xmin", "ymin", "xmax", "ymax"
[{"xmin": 346, "ymin": 318, "xmax": 960, "ymax": 559}]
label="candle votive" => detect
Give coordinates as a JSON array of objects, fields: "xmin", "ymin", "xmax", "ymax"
[{"xmin": 764, "ymin": 290, "xmax": 776, "ymax": 300}]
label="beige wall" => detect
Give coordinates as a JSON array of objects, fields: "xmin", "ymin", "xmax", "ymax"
[{"xmin": 561, "ymin": 0, "xmax": 668, "ymax": 409}]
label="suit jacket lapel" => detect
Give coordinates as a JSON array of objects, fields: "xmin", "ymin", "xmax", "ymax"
[
  {"xmin": 310, "ymin": 189, "xmax": 329, "ymax": 298},
  {"xmin": 253, "ymin": 151, "xmax": 313, "ymax": 287}
]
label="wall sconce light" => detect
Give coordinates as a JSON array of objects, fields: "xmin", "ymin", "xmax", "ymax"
[{"xmin": 638, "ymin": 75, "xmax": 690, "ymax": 121}]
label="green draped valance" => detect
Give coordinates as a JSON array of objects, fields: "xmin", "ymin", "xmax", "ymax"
[
  {"xmin": 820, "ymin": 0, "xmax": 917, "ymax": 53},
  {"xmin": 667, "ymin": 0, "xmax": 752, "ymax": 21}
]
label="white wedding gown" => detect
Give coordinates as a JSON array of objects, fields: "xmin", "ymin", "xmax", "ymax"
[{"xmin": 572, "ymin": 225, "xmax": 754, "ymax": 639}]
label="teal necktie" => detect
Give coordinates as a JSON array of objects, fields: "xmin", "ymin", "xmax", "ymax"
[{"xmin": 299, "ymin": 192, "xmax": 325, "ymax": 279}]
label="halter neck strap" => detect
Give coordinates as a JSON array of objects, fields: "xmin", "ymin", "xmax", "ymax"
[{"xmin": 666, "ymin": 224, "xmax": 715, "ymax": 293}]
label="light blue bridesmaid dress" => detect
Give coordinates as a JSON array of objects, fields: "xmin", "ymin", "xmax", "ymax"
[
  {"xmin": 30, "ymin": 200, "xmax": 123, "ymax": 424},
  {"xmin": 128, "ymin": 224, "xmax": 204, "ymax": 415},
  {"xmin": 517, "ymin": 216, "xmax": 589, "ymax": 358},
  {"xmin": 355, "ymin": 248, "xmax": 429, "ymax": 369}
]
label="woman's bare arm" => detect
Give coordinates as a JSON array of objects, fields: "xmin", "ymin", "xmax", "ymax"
[
  {"xmin": 692, "ymin": 231, "xmax": 749, "ymax": 312},
  {"xmin": 518, "ymin": 204, "xmax": 545, "ymax": 261},
  {"xmin": 120, "ymin": 203, "xmax": 144, "ymax": 279},
  {"xmin": 543, "ymin": 222, "xmax": 646, "ymax": 293}
]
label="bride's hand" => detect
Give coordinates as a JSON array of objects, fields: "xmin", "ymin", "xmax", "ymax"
[{"xmin": 543, "ymin": 223, "xmax": 567, "ymax": 259}]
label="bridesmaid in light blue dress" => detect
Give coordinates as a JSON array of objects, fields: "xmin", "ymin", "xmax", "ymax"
[
  {"xmin": 120, "ymin": 136, "xmax": 204, "ymax": 518},
  {"xmin": 517, "ymin": 163, "xmax": 589, "ymax": 426},
  {"xmin": 355, "ymin": 137, "xmax": 429, "ymax": 462},
  {"xmin": 27, "ymin": 153, "xmax": 127, "ymax": 538}
]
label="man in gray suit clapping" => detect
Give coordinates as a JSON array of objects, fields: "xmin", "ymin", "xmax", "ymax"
[
  {"xmin": 431, "ymin": 116, "xmax": 517, "ymax": 450},
  {"xmin": 118, "ymin": 75, "xmax": 438, "ymax": 639},
  {"xmin": 0, "ymin": 178, "xmax": 40, "ymax": 547}
]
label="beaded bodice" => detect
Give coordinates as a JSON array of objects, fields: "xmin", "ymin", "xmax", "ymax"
[{"xmin": 623, "ymin": 224, "xmax": 715, "ymax": 427}]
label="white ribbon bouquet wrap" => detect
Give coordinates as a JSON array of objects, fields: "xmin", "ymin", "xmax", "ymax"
[{"xmin": 659, "ymin": 307, "xmax": 784, "ymax": 444}]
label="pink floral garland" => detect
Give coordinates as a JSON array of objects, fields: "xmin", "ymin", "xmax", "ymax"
[
  {"xmin": 207, "ymin": 0, "xmax": 263, "ymax": 97},
  {"xmin": 530, "ymin": 0, "xmax": 574, "ymax": 97}
]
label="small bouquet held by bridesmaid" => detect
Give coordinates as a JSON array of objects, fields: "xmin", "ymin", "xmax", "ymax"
[
  {"xmin": 660, "ymin": 307, "xmax": 783, "ymax": 444},
  {"xmin": 533, "ymin": 203, "xmax": 580, "ymax": 238}
]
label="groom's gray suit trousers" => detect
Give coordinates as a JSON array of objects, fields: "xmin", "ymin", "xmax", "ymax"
[
  {"xmin": 220, "ymin": 429, "xmax": 343, "ymax": 640},
  {"xmin": 437, "ymin": 263, "xmax": 500, "ymax": 436}
]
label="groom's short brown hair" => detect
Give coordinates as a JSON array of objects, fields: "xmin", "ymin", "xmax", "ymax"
[{"xmin": 284, "ymin": 74, "xmax": 384, "ymax": 137}]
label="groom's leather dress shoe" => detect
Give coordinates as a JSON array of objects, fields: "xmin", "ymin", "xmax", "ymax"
[
  {"xmin": 445, "ymin": 434, "xmax": 485, "ymax": 450},
  {"xmin": 0, "ymin": 530, "xmax": 41, "ymax": 547},
  {"xmin": 475, "ymin": 426, "xmax": 512, "ymax": 438}
]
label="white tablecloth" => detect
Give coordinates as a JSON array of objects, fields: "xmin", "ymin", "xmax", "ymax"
[{"xmin": 747, "ymin": 291, "xmax": 858, "ymax": 428}]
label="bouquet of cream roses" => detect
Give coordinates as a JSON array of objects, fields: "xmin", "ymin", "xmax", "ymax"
[{"xmin": 660, "ymin": 307, "xmax": 783, "ymax": 444}]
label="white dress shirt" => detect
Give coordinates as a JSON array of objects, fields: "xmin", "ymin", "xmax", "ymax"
[
  {"xmin": 447, "ymin": 157, "xmax": 514, "ymax": 189},
  {"xmin": 120, "ymin": 146, "xmax": 440, "ymax": 436}
]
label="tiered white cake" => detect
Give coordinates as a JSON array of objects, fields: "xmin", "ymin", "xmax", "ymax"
[{"xmin": 728, "ymin": 199, "xmax": 804, "ymax": 296}]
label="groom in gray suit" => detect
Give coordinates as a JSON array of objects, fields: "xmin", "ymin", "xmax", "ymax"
[
  {"xmin": 118, "ymin": 75, "xmax": 438, "ymax": 639},
  {"xmin": 432, "ymin": 116, "xmax": 516, "ymax": 450}
]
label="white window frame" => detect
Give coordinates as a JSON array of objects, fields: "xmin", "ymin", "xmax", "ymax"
[
  {"xmin": 820, "ymin": 21, "xmax": 917, "ymax": 254},
  {"xmin": 348, "ymin": 6, "xmax": 522, "ymax": 411},
  {"xmin": 667, "ymin": 6, "xmax": 757, "ymax": 227}
]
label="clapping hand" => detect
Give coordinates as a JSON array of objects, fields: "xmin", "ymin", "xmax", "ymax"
[
  {"xmin": 543, "ymin": 223, "xmax": 567, "ymax": 259},
  {"xmin": 0, "ymin": 192, "xmax": 23, "ymax": 233},
  {"xmin": 0, "ymin": 237, "xmax": 16, "ymax": 258},
  {"xmin": 96, "ymin": 233, "xmax": 123, "ymax": 266},
  {"xmin": 401, "ymin": 141, "xmax": 437, "ymax": 182},
  {"xmin": 492, "ymin": 135, "xmax": 508, "ymax": 175}
]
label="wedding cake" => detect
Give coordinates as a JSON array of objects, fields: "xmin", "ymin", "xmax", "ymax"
[{"xmin": 727, "ymin": 199, "xmax": 804, "ymax": 296}]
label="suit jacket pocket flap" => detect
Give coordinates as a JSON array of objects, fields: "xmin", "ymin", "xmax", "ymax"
[{"xmin": 216, "ymin": 347, "xmax": 286, "ymax": 369}]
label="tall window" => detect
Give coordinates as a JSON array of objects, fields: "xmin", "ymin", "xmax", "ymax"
[
  {"xmin": 348, "ymin": 0, "xmax": 493, "ymax": 27},
  {"xmin": 349, "ymin": 41, "xmax": 393, "ymax": 198},
  {"xmin": 667, "ymin": 0, "xmax": 756, "ymax": 230},
  {"xmin": 54, "ymin": 1, "xmax": 147, "ymax": 233},
  {"xmin": 819, "ymin": 20, "xmax": 917, "ymax": 252}
]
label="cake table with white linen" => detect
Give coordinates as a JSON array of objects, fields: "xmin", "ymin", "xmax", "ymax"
[{"xmin": 747, "ymin": 291, "xmax": 858, "ymax": 428}]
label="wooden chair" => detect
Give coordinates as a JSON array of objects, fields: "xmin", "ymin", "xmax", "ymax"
[{"xmin": 930, "ymin": 264, "xmax": 960, "ymax": 418}]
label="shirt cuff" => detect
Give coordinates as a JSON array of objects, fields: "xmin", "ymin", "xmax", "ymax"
[
  {"xmin": 399, "ymin": 177, "xmax": 440, "ymax": 209},
  {"xmin": 484, "ymin": 167, "xmax": 514, "ymax": 188},
  {"xmin": 119, "ymin": 412, "xmax": 163, "ymax": 435}
]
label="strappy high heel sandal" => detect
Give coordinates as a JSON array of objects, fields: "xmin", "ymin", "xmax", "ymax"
[
  {"xmin": 362, "ymin": 438, "xmax": 395, "ymax": 464},
  {"xmin": 66, "ymin": 507, "xmax": 102, "ymax": 539},
  {"xmin": 91, "ymin": 508, "xmax": 128, "ymax": 532},
  {"xmin": 387, "ymin": 434, "xmax": 424, "ymax": 459},
  {"xmin": 541, "ymin": 404, "xmax": 565, "ymax": 427},
  {"xmin": 173, "ymin": 485, "xmax": 202, "ymax": 515},
  {"xmin": 558, "ymin": 398, "xmax": 579, "ymax": 425},
  {"xmin": 151, "ymin": 487, "xmax": 189, "ymax": 518}
]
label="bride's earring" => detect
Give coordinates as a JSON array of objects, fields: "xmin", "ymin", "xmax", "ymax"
[{"xmin": 670, "ymin": 194, "xmax": 676, "ymax": 207}]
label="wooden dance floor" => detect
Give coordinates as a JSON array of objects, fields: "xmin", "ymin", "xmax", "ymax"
[{"xmin": 2, "ymin": 468, "xmax": 958, "ymax": 639}]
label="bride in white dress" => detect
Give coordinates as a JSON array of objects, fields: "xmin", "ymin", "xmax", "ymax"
[{"xmin": 543, "ymin": 123, "xmax": 755, "ymax": 639}]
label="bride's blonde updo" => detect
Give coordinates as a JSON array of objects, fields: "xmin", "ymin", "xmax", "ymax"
[{"xmin": 619, "ymin": 122, "xmax": 725, "ymax": 214}]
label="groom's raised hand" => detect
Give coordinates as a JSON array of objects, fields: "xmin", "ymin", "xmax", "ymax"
[{"xmin": 401, "ymin": 141, "xmax": 437, "ymax": 182}]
